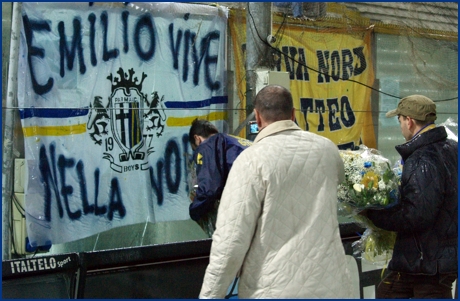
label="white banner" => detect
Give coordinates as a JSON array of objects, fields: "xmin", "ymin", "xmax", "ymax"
[{"xmin": 18, "ymin": 2, "xmax": 228, "ymax": 246}]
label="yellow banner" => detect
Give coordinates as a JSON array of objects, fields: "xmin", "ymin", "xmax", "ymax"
[{"xmin": 230, "ymin": 17, "xmax": 376, "ymax": 149}]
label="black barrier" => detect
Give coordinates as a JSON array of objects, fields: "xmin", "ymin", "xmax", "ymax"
[
  {"xmin": 2, "ymin": 253, "xmax": 79, "ymax": 299},
  {"xmin": 76, "ymin": 239, "xmax": 212, "ymax": 298},
  {"xmin": 4, "ymin": 223, "xmax": 400, "ymax": 299}
]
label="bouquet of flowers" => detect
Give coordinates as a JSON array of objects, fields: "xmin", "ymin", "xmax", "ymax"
[
  {"xmin": 338, "ymin": 145, "xmax": 399, "ymax": 209},
  {"xmin": 348, "ymin": 214, "xmax": 397, "ymax": 264},
  {"xmin": 186, "ymin": 154, "xmax": 216, "ymax": 238},
  {"xmin": 337, "ymin": 145, "xmax": 399, "ymax": 264},
  {"xmin": 186, "ymin": 152, "xmax": 198, "ymax": 202}
]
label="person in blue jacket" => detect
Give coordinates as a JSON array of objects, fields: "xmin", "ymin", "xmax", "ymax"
[{"xmin": 188, "ymin": 119, "xmax": 252, "ymax": 236}]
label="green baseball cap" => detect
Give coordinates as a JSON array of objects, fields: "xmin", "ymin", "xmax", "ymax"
[{"xmin": 386, "ymin": 95, "xmax": 437, "ymax": 121}]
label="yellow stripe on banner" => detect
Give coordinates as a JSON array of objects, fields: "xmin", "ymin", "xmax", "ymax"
[
  {"xmin": 22, "ymin": 124, "xmax": 87, "ymax": 137},
  {"xmin": 23, "ymin": 112, "xmax": 227, "ymax": 136},
  {"xmin": 166, "ymin": 112, "xmax": 227, "ymax": 127}
]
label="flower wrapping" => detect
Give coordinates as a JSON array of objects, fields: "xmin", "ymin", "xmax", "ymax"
[
  {"xmin": 337, "ymin": 145, "xmax": 399, "ymax": 264},
  {"xmin": 439, "ymin": 118, "xmax": 458, "ymax": 142},
  {"xmin": 349, "ymin": 213, "xmax": 397, "ymax": 265}
]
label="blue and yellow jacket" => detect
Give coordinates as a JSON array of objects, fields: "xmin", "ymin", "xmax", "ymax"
[{"xmin": 189, "ymin": 133, "xmax": 252, "ymax": 221}]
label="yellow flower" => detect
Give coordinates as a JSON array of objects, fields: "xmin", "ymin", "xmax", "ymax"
[{"xmin": 361, "ymin": 171, "xmax": 379, "ymax": 189}]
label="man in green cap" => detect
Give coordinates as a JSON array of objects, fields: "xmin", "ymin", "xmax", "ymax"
[{"xmin": 363, "ymin": 95, "xmax": 458, "ymax": 298}]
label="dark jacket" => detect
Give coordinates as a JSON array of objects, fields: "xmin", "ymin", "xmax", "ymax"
[
  {"xmin": 189, "ymin": 133, "xmax": 251, "ymax": 221},
  {"xmin": 367, "ymin": 126, "xmax": 457, "ymax": 275}
]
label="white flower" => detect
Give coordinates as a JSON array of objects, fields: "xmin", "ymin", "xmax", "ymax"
[{"xmin": 353, "ymin": 183, "xmax": 364, "ymax": 192}]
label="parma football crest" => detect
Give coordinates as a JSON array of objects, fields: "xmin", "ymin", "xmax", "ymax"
[{"xmin": 86, "ymin": 67, "xmax": 166, "ymax": 173}]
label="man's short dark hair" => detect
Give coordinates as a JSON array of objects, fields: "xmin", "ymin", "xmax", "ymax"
[
  {"xmin": 254, "ymin": 85, "xmax": 293, "ymax": 122},
  {"xmin": 189, "ymin": 118, "xmax": 219, "ymax": 145}
]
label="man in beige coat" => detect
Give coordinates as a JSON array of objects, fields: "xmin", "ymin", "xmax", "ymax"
[{"xmin": 199, "ymin": 85, "xmax": 352, "ymax": 298}]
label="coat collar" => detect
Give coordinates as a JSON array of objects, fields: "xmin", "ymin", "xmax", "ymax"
[
  {"xmin": 254, "ymin": 120, "xmax": 301, "ymax": 143},
  {"xmin": 396, "ymin": 126, "xmax": 447, "ymax": 161}
]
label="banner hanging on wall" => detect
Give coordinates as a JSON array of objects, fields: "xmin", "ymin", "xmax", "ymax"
[
  {"xmin": 230, "ymin": 15, "xmax": 376, "ymax": 150},
  {"xmin": 18, "ymin": 2, "xmax": 228, "ymax": 246}
]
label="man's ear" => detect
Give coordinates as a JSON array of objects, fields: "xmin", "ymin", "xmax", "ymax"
[
  {"xmin": 291, "ymin": 108, "xmax": 296, "ymax": 121},
  {"xmin": 254, "ymin": 109, "xmax": 262, "ymax": 128},
  {"xmin": 406, "ymin": 116, "xmax": 416, "ymax": 130},
  {"xmin": 195, "ymin": 135, "xmax": 205, "ymax": 144}
]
